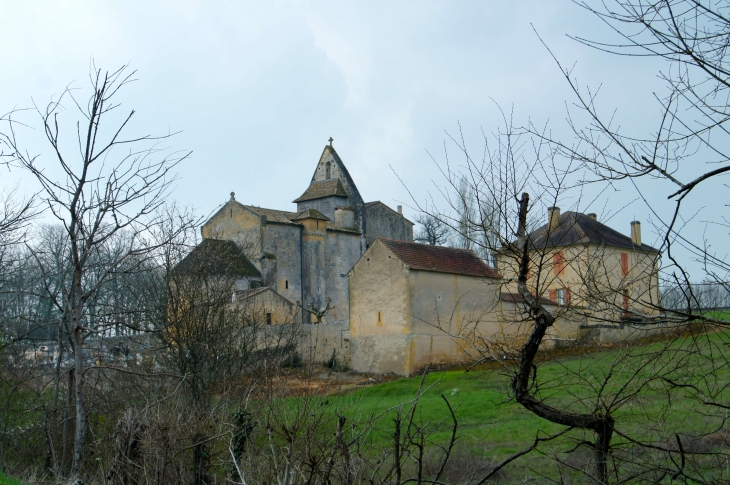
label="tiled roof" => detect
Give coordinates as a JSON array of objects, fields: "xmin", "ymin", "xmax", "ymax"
[
  {"xmin": 291, "ymin": 208, "xmax": 330, "ymax": 221},
  {"xmin": 174, "ymin": 239, "xmax": 261, "ymax": 278},
  {"xmin": 527, "ymin": 211, "xmax": 659, "ymax": 253},
  {"xmin": 241, "ymin": 205, "xmax": 299, "ymax": 225},
  {"xmin": 378, "ymin": 238, "xmax": 501, "ymax": 279},
  {"xmin": 293, "ymin": 179, "xmax": 348, "ymax": 203},
  {"xmin": 500, "ymin": 292, "xmax": 557, "ymax": 306}
]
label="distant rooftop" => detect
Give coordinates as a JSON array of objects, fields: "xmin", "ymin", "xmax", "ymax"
[
  {"xmin": 527, "ymin": 211, "xmax": 659, "ymax": 253},
  {"xmin": 378, "ymin": 238, "xmax": 501, "ymax": 278},
  {"xmin": 174, "ymin": 239, "xmax": 261, "ymax": 278}
]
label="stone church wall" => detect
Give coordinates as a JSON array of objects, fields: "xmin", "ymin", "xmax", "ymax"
[
  {"xmin": 324, "ymin": 231, "xmax": 362, "ymax": 321},
  {"xmin": 364, "ymin": 203, "xmax": 413, "ymax": 246},
  {"xmin": 297, "ymin": 195, "xmax": 348, "ymax": 221},
  {"xmin": 262, "ymin": 222, "xmax": 302, "ymax": 304}
]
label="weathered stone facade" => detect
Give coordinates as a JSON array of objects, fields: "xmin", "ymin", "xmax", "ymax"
[
  {"xmin": 193, "ymin": 145, "xmax": 665, "ymax": 376},
  {"xmin": 349, "ymin": 239, "xmax": 503, "ymax": 375},
  {"xmin": 200, "ymin": 144, "xmax": 414, "ymax": 324}
]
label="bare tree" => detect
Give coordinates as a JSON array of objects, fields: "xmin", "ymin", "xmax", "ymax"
[
  {"xmin": 413, "ymin": 213, "xmax": 452, "ymax": 246},
  {"xmin": 0, "ymin": 64, "xmax": 190, "ymax": 478},
  {"xmin": 531, "ymin": 0, "xmax": 730, "ymax": 321}
]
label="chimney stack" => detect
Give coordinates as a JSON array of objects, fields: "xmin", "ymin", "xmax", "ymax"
[
  {"xmin": 397, "ymin": 205, "xmax": 402, "ymax": 215},
  {"xmin": 548, "ymin": 207, "xmax": 561, "ymax": 230},
  {"xmin": 630, "ymin": 221, "xmax": 641, "ymax": 246},
  {"xmin": 587, "ymin": 213, "xmax": 597, "ymax": 221}
]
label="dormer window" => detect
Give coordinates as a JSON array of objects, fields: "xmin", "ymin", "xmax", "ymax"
[{"xmin": 325, "ymin": 162, "xmax": 331, "ymax": 179}]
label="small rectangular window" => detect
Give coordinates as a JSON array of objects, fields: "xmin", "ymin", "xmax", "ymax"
[
  {"xmin": 266, "ymin": 313, "xmax": 272, "ymax": 325},
  {"xmin": 285, "ymin": 280, "xmax": 289, "ymax": 289},
  {"xmin": 555, "ymin": 288, "xmax": 570, "ymax": 306}
]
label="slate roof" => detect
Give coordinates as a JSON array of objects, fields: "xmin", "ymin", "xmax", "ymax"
[
  {"xmin": 293, "ymin": 179, "xmax": 348, "ymax": 203},
  {"xmin": 527, "ymin": 211, "xmax": 659, "ymax": 253},
  {"xmin": 291, "ymin": 208, "xmax": 330, "ymax": 221},
  {"xmin": 378, "ymin": 238, "xmax": 501, "ymax": 279},
  {"xmin": 240, "ymin": 205, "xmax": 299, "ymax": 225},
  {"xmin": 174, "ymin": 239, "xmax": 261, "ymax": 278}
]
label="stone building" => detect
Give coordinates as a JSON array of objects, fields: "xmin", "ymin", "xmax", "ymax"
[
  {"xmin": 200, "ymin": 143, "xmax": 413, "ymax": 322},
  {"xmin": 499, "ymin": 207, "xmax": 661, "ymax": 342},
  {"xmin": 348, "ymin": 238, "xmax": 502, "ymax": 375}
]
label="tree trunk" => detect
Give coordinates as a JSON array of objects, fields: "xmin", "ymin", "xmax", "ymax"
[
  {"xmin": 71, "ymin": 287, "xmax": 86, "ymax": 475},
  {"xmin": 62, "ymin": 367, "xmax": 73, "ymax": 472},
  {"xmin": 512, "ymin": 192, "xmax": 615, "ymax": 484}
]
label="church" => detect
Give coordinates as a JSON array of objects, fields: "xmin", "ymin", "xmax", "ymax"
[
  {"xmin": 193, "ymin": 141, "xmax": 666, "ymax": 375},
  {"xmin": 200, "ymin": 141, "xmax": 414, "ymax": 323}
]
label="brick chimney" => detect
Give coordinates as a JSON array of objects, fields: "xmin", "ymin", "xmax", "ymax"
[
  {"xmin": 587, "ymin": 213, "xmax": 597, "ymax": 221},
  {"xmin": 630, "ymin": 221, "xmax": 641, "ymax": 246},
  {"xmin": 548, "ymin": 207, "xmax": 561, "ymax": 230},
  {"xmin": 397, "ymin": 205, "xmax": 402, "ymax": 215}
]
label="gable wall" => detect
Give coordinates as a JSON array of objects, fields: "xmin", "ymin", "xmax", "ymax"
[
  {"xmin": 311, "ymin": 147, "xmax": 366, "ymax": 234},
  {"xmin": 364, "ymin": 203, "xmax": 413, "ymax": 246},
  {"xmin": 201, "ymin": 201, "xmax": 262, "ymax": 269}
]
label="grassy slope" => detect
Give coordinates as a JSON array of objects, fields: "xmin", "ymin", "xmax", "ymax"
[{"xmin": 322, "ymin": 329, "xmax": 730, "ymax": 464}]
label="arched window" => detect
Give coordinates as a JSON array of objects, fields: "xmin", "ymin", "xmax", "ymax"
[{"xmin": 325, "ymin": 162, "xmax": 331, "ymax": 179}]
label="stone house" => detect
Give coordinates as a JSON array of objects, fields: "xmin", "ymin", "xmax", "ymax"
[
  {"xmin": 348, "ymin": 238, "xmax": 502, "ymax": 375},
  {"xmin": 233, "ymin": 287, "xmax": 298, "ymax": 325},
  {"xmin": 498, "ymin": 207, "xmax": 661, "ymax": 341},
  {"xmin": 199, "ymin": 143, "xmax": 414, "ymax": 323}
]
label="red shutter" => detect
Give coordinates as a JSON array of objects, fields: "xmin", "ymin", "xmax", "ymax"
[
  {"xmin": 621, "ymin": 253, "xmax": 629, "ymax": 276},
  {"xmin": 565, "ymin": 287, "xmax": 571, "ymax": 305},
  {"xmin": 549, "ymin": 289, "xmax": 556, "ymax": 302},
  {"xmin": 553, "ymin": 252, "xmax": 565, "ymax": 275}
]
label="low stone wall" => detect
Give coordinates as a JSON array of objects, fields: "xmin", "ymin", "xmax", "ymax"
[{"xmin": 297, "ymin": 320, "xmax": 350, "ymax": 366}]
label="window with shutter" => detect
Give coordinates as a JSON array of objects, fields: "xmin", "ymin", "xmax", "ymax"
[
  {"xmin": 621, "ymin": 253, "xmax": 629, "ymax": 276},
  {"xmin": 553, "ymin": 252, "xmax": 565, "ymax": 275}
]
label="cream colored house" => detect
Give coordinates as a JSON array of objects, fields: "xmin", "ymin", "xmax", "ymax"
[
  {"xmin": 348, "ymin": 238, "xmax": 502, "ymax": 375},
  {"xmin": 499, "ymin": 208, "xmax": 661, "ymax": 340}
]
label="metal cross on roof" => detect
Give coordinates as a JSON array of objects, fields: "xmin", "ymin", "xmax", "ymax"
[{"xmin": 328, "ymin": 137, "xmax": 333, "ymax": 146}]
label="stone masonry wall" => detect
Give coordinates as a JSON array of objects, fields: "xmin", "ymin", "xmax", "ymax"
[{"xmin": 364, "ymin": 202, "xmax": 413, "ymax": 246}]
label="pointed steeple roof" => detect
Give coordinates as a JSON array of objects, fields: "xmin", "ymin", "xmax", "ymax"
[{"xmin": 293, "ymin": 144, "xmax": 363, "ymax": 204}]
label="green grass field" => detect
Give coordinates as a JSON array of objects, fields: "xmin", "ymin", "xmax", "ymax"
[{"xmin": 284, "ymin": 328, "xmax": 730, "ymax": 479}]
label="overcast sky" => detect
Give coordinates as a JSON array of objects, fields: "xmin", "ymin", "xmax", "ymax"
[{"xmin": 4, "ymin": 0, "xmax": 717, "ymax": 273}]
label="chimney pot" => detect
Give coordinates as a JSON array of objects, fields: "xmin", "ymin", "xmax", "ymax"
[
  {"xmin": 587, "ymin": 213, "xmax": 597, "ymax": 221},
  {"xmin": 397, "ymin": 205, "xmax": 402, "ymax": 215},
  {"xmin": 630, "ymin": 221, "xmax": 641, "ymax": 246},
  {"xmin": 548, "ymin": 206, "xmax": 561, "ymax": 230}
]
